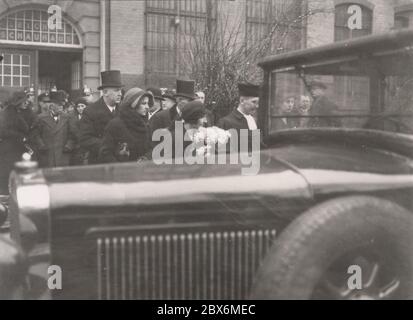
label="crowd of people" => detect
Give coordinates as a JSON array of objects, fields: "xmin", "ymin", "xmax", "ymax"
[
  {"xmin": 0, "ymin": 69, "xmax": 263, "ymax": 194},
  {"xmin": 273, "ymin": 81, "xmax": 341, "ymax": 130},
  {"xmin": 0, "ymin": 61, "xmax": 344, "ymax": 195}
]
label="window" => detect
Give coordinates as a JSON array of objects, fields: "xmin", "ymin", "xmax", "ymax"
[
  {"xmin": 145, "ymin": 0, "xmax": 214, "ymax": 76},
  {"xmin": 395, "ymin": 15, "xmax": 409, "ymax": 29},
  {"xmin": 71, "ymin": 60, "xmax": 81, "ymax": 90},
  {"xmin": 334, "ymin": 3, "xmax": 372, "ymax": 41},
  {"xmin": 0, "ymin": 9, "xmax": 81, "ymax": 48},
  {"xmin": 246, "ymin": 0, "xmax": 303, "ymax": 53},
  {"xmin": 0, "ymin": 52, "xmax": 31, "ymax": 87}
]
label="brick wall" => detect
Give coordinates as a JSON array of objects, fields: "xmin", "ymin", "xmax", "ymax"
[
  {"xmin": 109, "ymin": 0, "xmax": 146, "ymax": 90},
  {"xmin": 306, "ymin": 0, "xmax": 398, "ymax": 48}
]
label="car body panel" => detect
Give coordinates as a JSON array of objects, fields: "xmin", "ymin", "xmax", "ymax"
[{"xmin": 3, "ymin": 30, "xmax": 413, "ymax": 299}]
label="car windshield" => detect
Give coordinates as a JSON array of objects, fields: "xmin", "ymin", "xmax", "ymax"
[{"xmin": 266, "ymin": 37, "xmax": 413, "ymax": 135}]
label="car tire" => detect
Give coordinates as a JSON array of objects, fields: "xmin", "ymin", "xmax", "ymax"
[{"xmin": 250, "ymin": 196, "xmax": 413, "ymax": 300}]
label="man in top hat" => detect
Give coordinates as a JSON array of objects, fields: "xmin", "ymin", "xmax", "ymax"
[
  {"xmin": 149, "ymin": 79, "xmax": 196, "ymax": 137},
  {"xmin": 31, "ymin": 91, "xmax": 75, "ymax": 168},
  {"xmin": 308, "ymin": 80, "xmax": 341, "ymax": 128},
  {"xmin": 79, "ymin": 70, "xmax": 123, "ymax": 164},
  {"xmin": 146, "ymin": 87, "xmax": 165, "ymax": 120}
]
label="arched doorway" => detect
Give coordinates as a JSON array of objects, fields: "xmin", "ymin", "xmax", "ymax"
[{"xmin": 0, "ymin": 7, "xmax": 83, "ymax": 109}]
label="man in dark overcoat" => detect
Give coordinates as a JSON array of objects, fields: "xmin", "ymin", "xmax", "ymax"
[
  {"xmin": 308, "ymin": 81, "xmax": 341, "ymax": 128},
  {"xmin": 0, "ymin": 89, "xmax": 36, "ymax": 194},
  {"xmin": 31, "ymin": 91, "xmax": 76, "ymax": 168},
  {"xmin": 79, "ymin": 70, "xmax": 123, "ymax": 164}
]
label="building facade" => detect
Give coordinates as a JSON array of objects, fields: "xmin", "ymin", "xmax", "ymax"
[{"xmin": 0, "ymin": 0, "xmax": 411, "ymax": 104}]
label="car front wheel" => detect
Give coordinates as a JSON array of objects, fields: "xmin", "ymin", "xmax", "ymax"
[{"xmin": 250, "ymin": 196, "xmax": 413, "ymax": 300}]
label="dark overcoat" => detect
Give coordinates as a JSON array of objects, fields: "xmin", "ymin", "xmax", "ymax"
[
  {"xmin": 79, "ymin": 97, "xmax": 118, "ymax": 164},
  {"xmin": 99, "ymin": 105, "xmax": 151, "ymax": 163},
  {"xmin": 217, "ymin": 109, "xmax": 251, "ymax": 132},
  {"xmin": 149, "ymin": 104, "xmax": 179, "ymax": 135},
  {"xmin": 309, "ymin": 96, "xmax": 341, "ymax": 128},
  {"xmin": 31, "ymin": 112, "xmax": 75, "ymax": 168},
  {"xmin": 0, "ymin": 106, "xmax": 34, "ymax": 193},
  {"xmin": 68, "ymin": 110, "xmax": 88, "ymax": 165},
  {"xmin": 217, "ymin": 109, "xmax": 260, "ymax": 153}
]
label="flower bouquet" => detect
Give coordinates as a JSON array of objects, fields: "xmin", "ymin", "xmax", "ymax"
[{"xmin": 188, "ymin": 126, "xmax": 231, "ymax": 157}]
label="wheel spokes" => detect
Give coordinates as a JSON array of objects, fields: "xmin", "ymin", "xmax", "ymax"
[
  {"xmin": 364, "ymin": 263, "xmax": 379, "ymax": 289},
  {"xmin": 379, "ymin": 279, "xmax": 400, "ymax": 299},
  {"xmin": 318, "ymin": 255, "xmax": 401, "ymax": 300},
  {"xmin": 320, "ymin": 279, "xmax": 352, "ymax": 299}
]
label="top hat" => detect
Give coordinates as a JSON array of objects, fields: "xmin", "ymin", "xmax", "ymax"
[
  {"xmin": 238, "ymin": 83, "xmax": 260, "ymax": 97},
  {"xmin": 98, "ymin": 70, "xmax": 123, "ymax": 90},
  {"xmin": 147, "ymin": 87, "xmax": 165, "ymax": 101},
  {"xmin": 175, "ymin": 79, "xmax": 196, "ymax": 100}
]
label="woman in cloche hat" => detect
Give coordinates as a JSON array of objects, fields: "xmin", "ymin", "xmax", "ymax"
[{"xmin": 99, "ymin": 87, "xmax": 154, "ymax": 163}]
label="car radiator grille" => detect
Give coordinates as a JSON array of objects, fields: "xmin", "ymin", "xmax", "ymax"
[{"xmin": 95, "ymin": 229, "xmax": 277, "ymax": 300}]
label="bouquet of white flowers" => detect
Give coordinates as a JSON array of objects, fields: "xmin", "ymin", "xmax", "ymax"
[{"xmin": 188, "ymin": 126, "xmax": 231, "ymax": 157}]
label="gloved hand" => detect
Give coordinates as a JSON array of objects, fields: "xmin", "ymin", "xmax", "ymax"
[{"xmin": 137, "ymin": 156, "xmax": 149, "ymax": 163}]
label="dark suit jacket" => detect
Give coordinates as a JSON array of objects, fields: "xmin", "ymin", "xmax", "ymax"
[
  {"xmin": 79, "ymin": 97, "xmax": 118, "ymax": 163},
  {"xmin": 217, "ymin": 109, "xmax": 260, "ymax": 153},
  {"xmin": 217, "ymin": 109, "xmax": 250, "ymax": 132},
  {"xmin": 149, "ymin": 104, "xmax": 180, "ymax": 150},
  {"xmin": 149, "ymin": 105, "xmax": 179, "ymax": 134}
]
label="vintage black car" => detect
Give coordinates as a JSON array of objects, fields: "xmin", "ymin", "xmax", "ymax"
[{"xmin": 1, "ymin": 29, "xmax": 413, "ymax": 300}]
